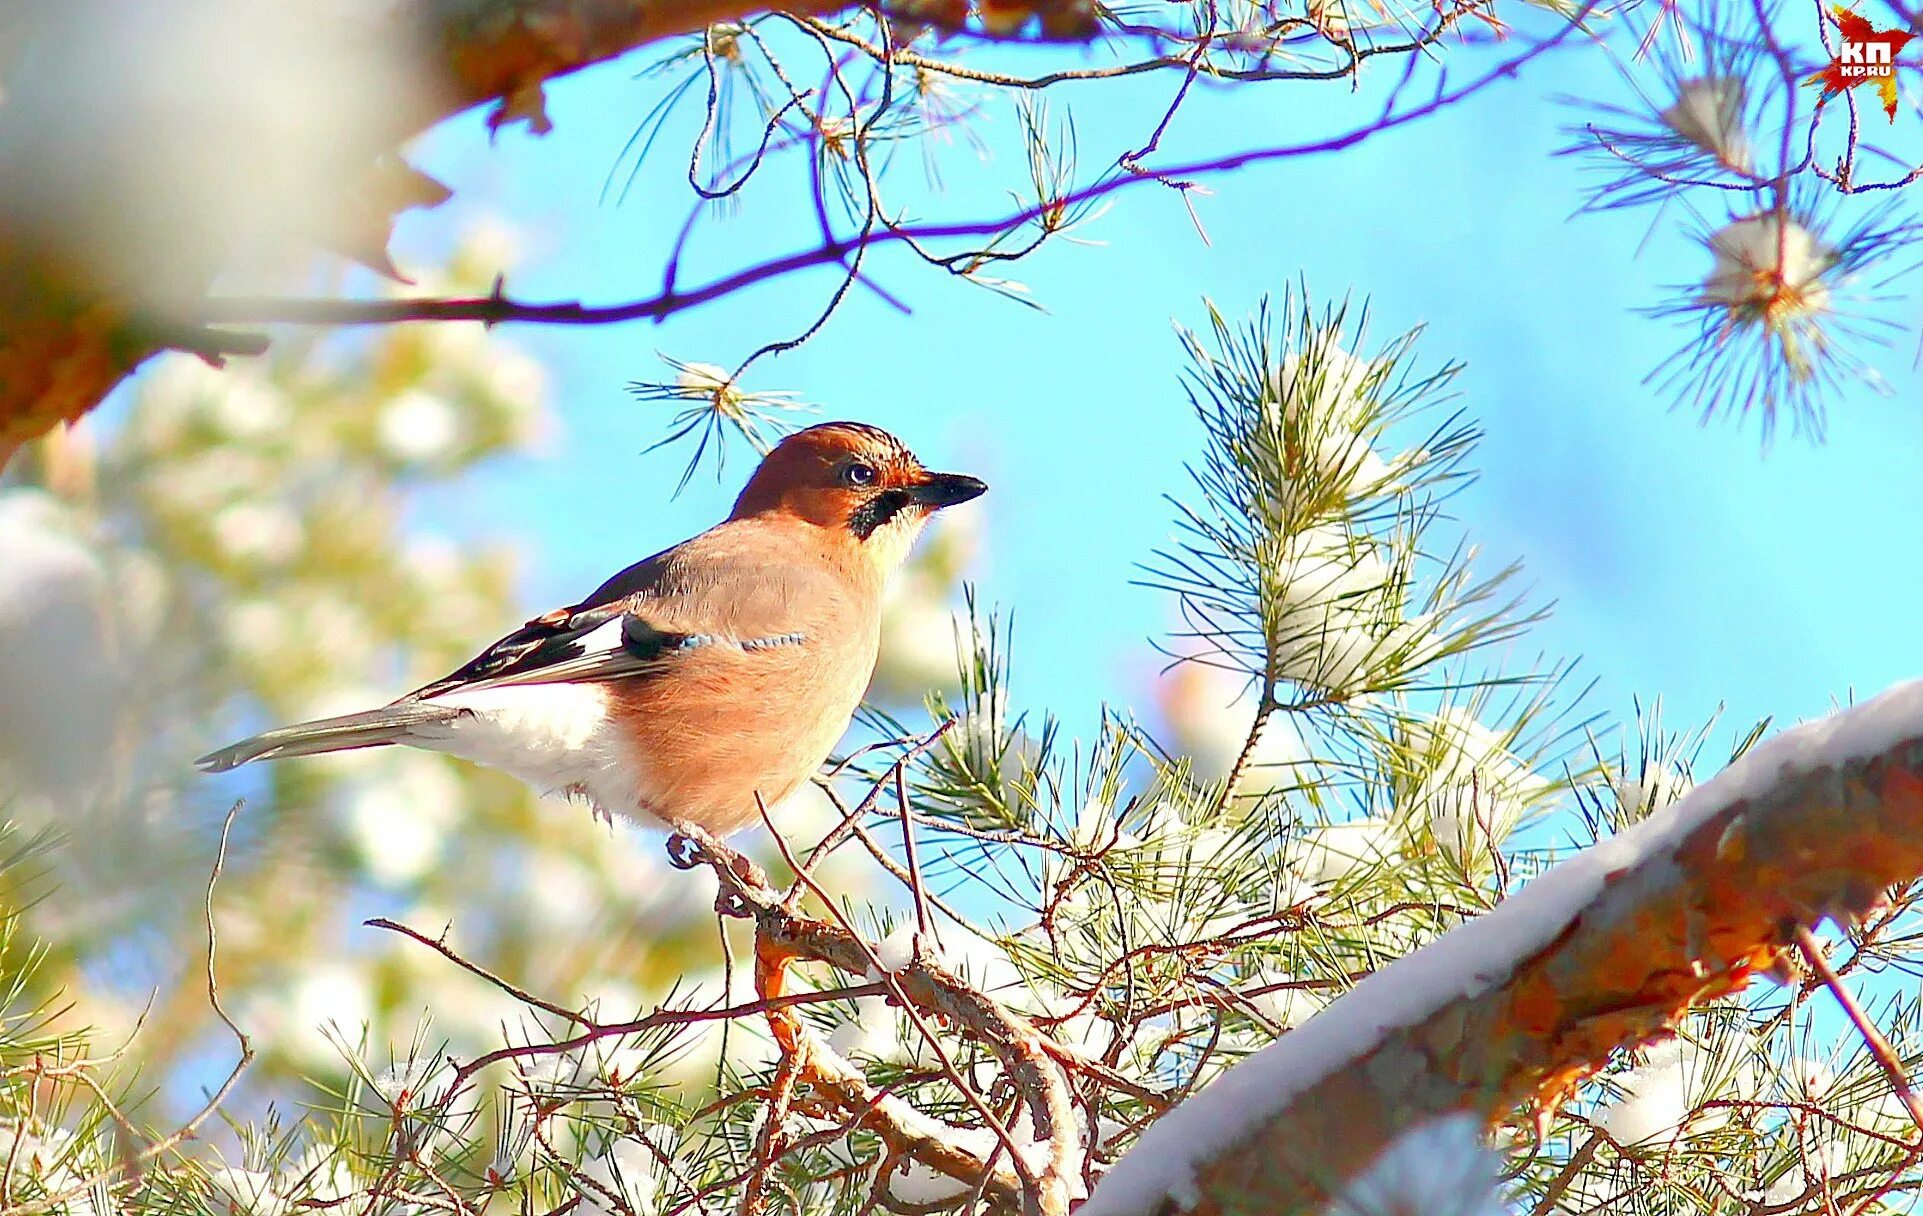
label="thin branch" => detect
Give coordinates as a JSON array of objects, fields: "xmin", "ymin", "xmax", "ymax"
[
  {"xmin": 1793, "ymin": 923, "xmax": 1923, "ymax": 1216},
  {"xmin": 1793, "ymin": 923, "xmax": 1923, "ymax": 1133},
  {"xmin": 195, "ymin": 18, "xmax": 1590, "ymax": 335},
  {"xmin": 0, "ymin": 802, "xmax": 256, "ymax": 1216},
  {"xmin": 440, "ymin": 983, "xmax": 889, "ymax": 1098},
  {"xmin": 366, "ymin": 916, "xmax": 590, "ymax": 1028}
]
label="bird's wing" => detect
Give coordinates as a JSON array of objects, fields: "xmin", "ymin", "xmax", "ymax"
[{"xmin": 402, "ymin": 524, "xmax": 851, "ymax": 702}]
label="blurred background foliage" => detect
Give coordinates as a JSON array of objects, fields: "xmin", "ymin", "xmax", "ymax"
[{"xmin": 0, "ymin": 224, "xmax": 986, "ymax": 1137}]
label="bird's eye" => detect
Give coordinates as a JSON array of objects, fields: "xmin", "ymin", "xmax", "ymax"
[{"xmin": 842, "ymin": 461, "xmax": 878, "ymax": 487}]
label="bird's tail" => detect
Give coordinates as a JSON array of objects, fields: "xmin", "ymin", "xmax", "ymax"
[{"xmin": 196, "ymin": 704, "xmax": 463, "ymax": 773}]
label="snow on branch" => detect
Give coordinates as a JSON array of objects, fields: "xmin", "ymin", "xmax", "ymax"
[{"xmin": 1083, "ymin": 678, "xmax": 1923, "ymax": 1216}]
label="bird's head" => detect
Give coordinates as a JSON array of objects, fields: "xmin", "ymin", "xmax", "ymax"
[{"xmin": 731, "ymin": 421, "xmax": 987, "ymax": 575}]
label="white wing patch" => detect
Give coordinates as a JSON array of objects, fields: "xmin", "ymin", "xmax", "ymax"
[
  {"xmin": 559, "ymin": 617, "xmax": 806, "ymax": 664},
  {"xmin": 573, "ymin": 617, "xmax": 628, "ymax": 655}
]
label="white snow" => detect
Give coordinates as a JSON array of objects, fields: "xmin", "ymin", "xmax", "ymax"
[
  {"xmin": 373, "ymin": 1056, "xmax": 452, "ymax": 1107},
  {"xmin": 1255, "ymin": 335, "xmax": 1398, "ymax": 527},
  {"xmin": 1701, "ymin": 213, "xmax": 1834, "ymax": 313},
  {"xmin": 887, "ymin": 1161, "xmax": 974, "ymax": 1204},
  {"xmin": 674, "ymin": 361, "xmax": 735, "ymax": 399},
  {"xmin": 0, "ymin": 1124, "xmax": 88, "ymax": 1190},
  {"xmin": 204, "ymin": 1167, "xmax": 290, "ymax": 1216},
  {"xmin": 1299, "ymin": 817, "xmax": 1397, "ymax": 886},
  {"xmin": 578, "ymin": 1129, "xmax": 675, "ymax": 1216},
  {"xmin": 879, "ymin": 1116, "xmax": 1079, "ymax": 1204},
  {"xmin": 369, "ymin": 1053, "xmax": 477, "ymax": 1157},
  {"xmin": 1659, "ymin": 76, "xmax": 1749, "ymax": 165},
  {"xmin": 828, "ymin": 994, "xmax": 905, "ymax": 1061},
  {"xmin": 1401, "ymin": 706, "xmax": 1546, "ymax": 872},
  {"xmin": 1244, "ymin": 976, "xmax": 1328, "ymax": 1031},
  {"xmin": 1610, "ymin": 760, "xmax": 1695, "ymax": 820},
  {"xmin": 1323, "ymin": 1114, "xmax": 1506, "ymax": 1216},
  {"xmin": 1269, "ymin": 526, "xmax": 1403, "ymax": 697},
  {"xmin": 1779, "ymin": 1054, "xmax": 1837, "ymax": 1101},
  {"xmin": 874, "ymin": 923, "xmax": 921, "ymax": 974},
  {"xmin": 1080, "ymin": 676, "xmax": 1923, "ymax": 1216},
  {"xmin": 282, "ymin": 1146, "xmax": 354, "ymax": 1203},
  {"xmin": 1268, "ymin": 335, "xmax": 1379, "ymax": 441},
  {"xmin": 1596, "ymin": 1039, "xmax": 1698, "ymax": 1146}
]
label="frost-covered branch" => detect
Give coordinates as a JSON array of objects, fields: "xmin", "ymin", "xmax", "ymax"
[{"xmin": 1083, "ymin": 677, "xmax": 1923, "ymax": 1216}]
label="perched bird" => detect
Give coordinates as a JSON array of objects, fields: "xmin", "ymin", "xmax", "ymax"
[{"xmin": 197, "ymin": 422, "xmax": 986, "ymax": 836}]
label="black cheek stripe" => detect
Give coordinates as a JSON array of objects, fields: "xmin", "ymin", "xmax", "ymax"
[{"xmin": 848, "ymin": 490, "xmax": 911, "ymax": 540}]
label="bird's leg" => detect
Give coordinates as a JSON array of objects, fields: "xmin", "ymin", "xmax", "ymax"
[
  {"xmin": 663, "ymin": 828, "xmax": 747, "ymax": 914},
  {"xmin": 667, "ymin": 822, "xmax": 770, "ymax": 884},
  {"xmin": 664, "ymin": 828, "xmax": 707, "ymax": 870},
  {"xmin": 661, "ymin": 823, "xmax": 806, "ymax": 1050},
  {"xmin": 664, "ymin": 823, "xmax": 771, "ymax": 918}
]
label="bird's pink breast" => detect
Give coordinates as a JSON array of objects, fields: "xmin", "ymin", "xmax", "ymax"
[{"xmin": 607, "ymin": 631, "xmax": 875, "ymax": 835}]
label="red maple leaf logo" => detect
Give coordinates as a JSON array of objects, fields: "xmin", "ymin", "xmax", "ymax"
[{"xmin": 1808, "ymin": 5, "xmax": 1915, "ymax": 121}]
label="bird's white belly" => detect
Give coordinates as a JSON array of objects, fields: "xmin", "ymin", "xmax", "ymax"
[{"xmin": 408, "ymin": 684, "xmax": 653, "ymax": 822}]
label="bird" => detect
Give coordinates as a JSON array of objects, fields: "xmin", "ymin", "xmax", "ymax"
[{"xmin": 196, "ymin": 421, "xmax": 986, "ymax": 837}]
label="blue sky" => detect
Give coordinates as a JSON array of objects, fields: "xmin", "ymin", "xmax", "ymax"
[{"xmin": 392, "ymin": 28, "xmax": 1923, "ymax": 768}]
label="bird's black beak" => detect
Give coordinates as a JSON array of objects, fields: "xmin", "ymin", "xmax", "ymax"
[{"xmin": 909, "ymin": 472, "xmax": 988, "ymax": 509}]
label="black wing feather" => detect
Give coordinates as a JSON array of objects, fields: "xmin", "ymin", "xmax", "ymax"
[
  {"xmin": 402, "ymin": 540, "xmax": 688, "ymax": 702},
  {"xmin": 399, "ymin": 537, "xmax": 815, "ymax": 702},
  {"xmin": 405, "ymin": 605, "xmax": 692, "ymax": 701}
]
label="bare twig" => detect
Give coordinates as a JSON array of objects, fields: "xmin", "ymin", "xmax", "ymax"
[
  {"xmin": 366, "ymin": 917, "xmax": 590, "ymax": 1028},
  {"xmin": 195, "ymin": 18, "xmax": 1591, "ymax": 337},
  {"xmin": 0, "ymin": 802, "xmax": 256, "ymax": 1216},
  {"xmin": 1793, "ymin": 923, "xmax": 1923, "ymax": 1216},
  {"xmin": 1793, "ymin": 923, "xmax": 1923, "ymax": 1133}
]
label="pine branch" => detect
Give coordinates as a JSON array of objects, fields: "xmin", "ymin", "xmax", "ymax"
[{"xmin": 1084, "ymin": 678, "xmax": 1923, "ymax": 1216}]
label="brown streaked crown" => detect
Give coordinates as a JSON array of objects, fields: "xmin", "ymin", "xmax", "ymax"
[{"xmin": 730, "ymin": 422, "xmax": 926, "ymax": 528}]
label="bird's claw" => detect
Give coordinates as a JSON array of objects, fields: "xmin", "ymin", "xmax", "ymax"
[
  {"xmin": 665, "ymin": 824, "xmax": 769, "ymax": 910},
  {"xmin": 665, "ymin": 832, "xmax": 705, "ymax": 870}
]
